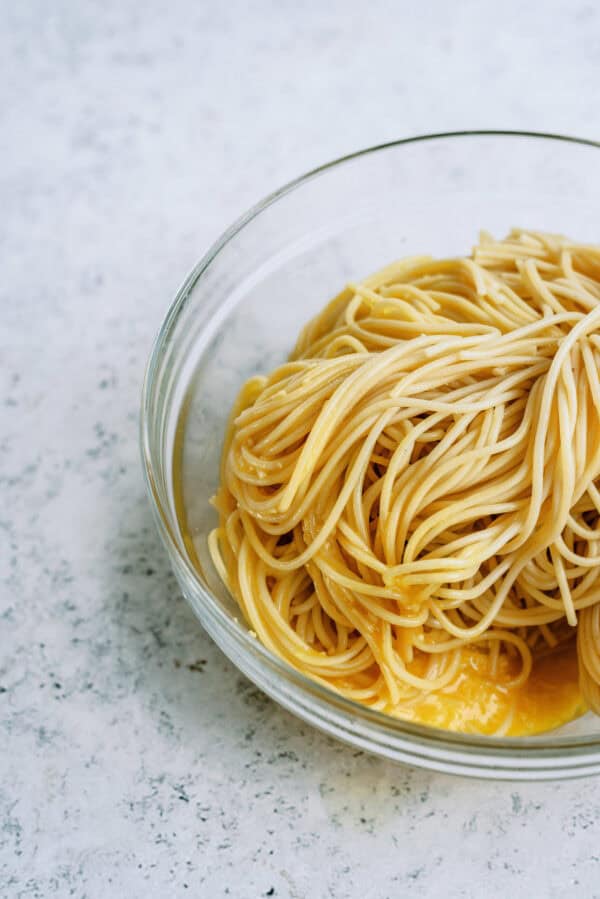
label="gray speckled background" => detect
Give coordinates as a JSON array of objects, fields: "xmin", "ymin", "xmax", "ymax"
[{"xmin": 2, "ymin": 2, "xmax": 600, "ymax": 897}]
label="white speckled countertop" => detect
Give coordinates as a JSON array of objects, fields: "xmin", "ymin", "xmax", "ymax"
[{"xmin": 2, "ymin": 2, "xmax": 600, "ymax": 896}]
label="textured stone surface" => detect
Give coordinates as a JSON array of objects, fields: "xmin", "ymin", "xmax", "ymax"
[{"xmin": 2, "ymin": 2, "xmax": 600, "ymax": 896}]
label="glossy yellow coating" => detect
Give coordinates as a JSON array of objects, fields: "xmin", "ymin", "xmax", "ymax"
[{"xmin": 398, "ymin": 644, "xmax": 586, "ymax": 736}]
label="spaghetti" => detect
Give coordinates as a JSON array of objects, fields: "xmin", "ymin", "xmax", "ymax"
[{"xmin": 208, "ymin": 229, "xmax": 600, "ymax": 735}]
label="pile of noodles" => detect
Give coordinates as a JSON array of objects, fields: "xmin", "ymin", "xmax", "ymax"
[{"xmin": 209, "ymin": 229, "xmax": 600, "ymax": 726}]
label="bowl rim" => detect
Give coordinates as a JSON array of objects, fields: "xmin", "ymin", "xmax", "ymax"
[{"xmin": 140, "ymin": 130, "xmax": 600, "ymax": 766}]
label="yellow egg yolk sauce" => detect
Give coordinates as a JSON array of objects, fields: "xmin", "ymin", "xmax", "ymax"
[{"xmin": 395, "ymin": 643, "xmax": 586, "ymax": 736}]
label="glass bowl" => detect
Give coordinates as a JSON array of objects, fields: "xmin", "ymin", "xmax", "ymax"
[{"xmin": 141, "ymin": 131, "xmax": 600, "ymax": 779}]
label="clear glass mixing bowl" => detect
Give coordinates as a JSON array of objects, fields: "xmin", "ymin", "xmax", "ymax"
[{"xmin": 141, "ymin": 131, "xmax": 600, "ymax": 779}]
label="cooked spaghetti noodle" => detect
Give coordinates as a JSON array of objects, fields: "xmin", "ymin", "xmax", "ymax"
[{"xmin": 208, "ymin": 229, "xmax": 600, "ymax": 735}]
